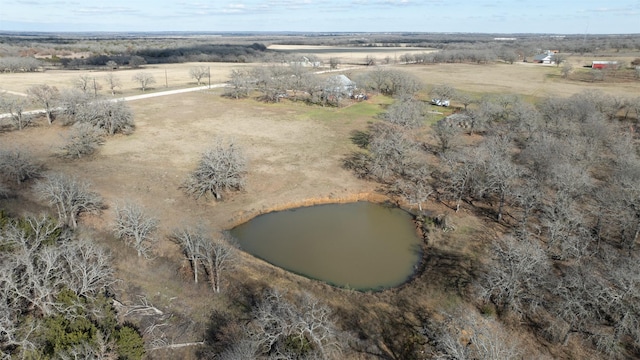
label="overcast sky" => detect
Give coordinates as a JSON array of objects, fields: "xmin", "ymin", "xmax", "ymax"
[{"xmin": 1, "ymin": 0, "xmax": 639, "ymax": 34}]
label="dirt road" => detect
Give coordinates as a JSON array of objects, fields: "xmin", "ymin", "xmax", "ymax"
[{"xmin": 0, "ymin": 83, "xmax": 228, "ymax": 119}]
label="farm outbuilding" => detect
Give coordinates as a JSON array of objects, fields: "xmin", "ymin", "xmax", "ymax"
[
  {"xmin": 289, "ymin": 56, "xmax": 321, "ymax": 68},
  {"xmin": 532, "ymin": 50, "xmax": 556, "ymax": 64},
  {"xmin": 327, "ymin": 74, "xmax": 357, "ymax": 97},
  {"xmin": 592, "ymin": 61, "xmax": 619, "ymax": 69}
]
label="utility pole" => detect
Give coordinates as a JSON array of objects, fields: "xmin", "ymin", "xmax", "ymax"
[{"xmin": 208, "ymin": 66, "xmax": 211, "ymax": 88}]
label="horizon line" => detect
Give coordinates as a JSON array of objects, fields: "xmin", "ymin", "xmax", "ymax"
[{"xmin": 1, "ymin": 30, "xmax": 639, "ymax": 37}]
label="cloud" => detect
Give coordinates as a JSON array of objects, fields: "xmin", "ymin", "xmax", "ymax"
[
  {"xmin": 8, "ymin": 0, "xmax": 76, "ymax": 5},
  {"xmin": 74, "ymin": 5, "xmax": 141, "ymax": 16},
  {"xmin": 177, "ymin": 1, "xmax": 260, "ymax": 16},
  {"xmin": 582, "ymin": 5, "xmax": 639, "ymax": 16},
  {"xmin": 376, "ymin": 0, "xmax": 411, "ymax": 4}
]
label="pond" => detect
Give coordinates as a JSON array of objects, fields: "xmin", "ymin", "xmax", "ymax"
[{"xmin": 230, "ymin": 201, "xmax": 422, "ymax": 290}]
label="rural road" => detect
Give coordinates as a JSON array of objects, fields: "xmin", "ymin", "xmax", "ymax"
[
  {"xmin": 0, "ymin": 83, "xmax": 228, "ymax": 119},
  {"xmin": 112, "ymin": 83, "xmax": 227, "ymax": 102}
]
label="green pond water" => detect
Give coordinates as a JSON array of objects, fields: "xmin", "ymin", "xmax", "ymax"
[{"xmin": 231, "ymin": 202, "xmax": 422, "ymax": 290}]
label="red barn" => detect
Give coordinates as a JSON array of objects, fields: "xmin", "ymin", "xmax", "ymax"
[{"xmin": 592, "ymin": 61, "xmax": 618, "ymax": 69}]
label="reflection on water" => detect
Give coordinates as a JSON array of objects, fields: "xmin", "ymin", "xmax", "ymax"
[{"xmin": 231, "ymin": 202, "xmax": 422, "ymax": 290}]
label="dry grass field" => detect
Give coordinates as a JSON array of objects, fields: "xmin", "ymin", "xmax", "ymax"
[
  {"xmin": 0, "ymin": 62, "xmax": 253, "ymax": 96},
  {"xmin": 268, "ymin": 44, "xmax": 436, "ymax": 63},
  {"xmin": 2, "ymin": 88, "xmax": 387, "ymax": 239},
  {"xmin": 2, "ymin": 45, "xmax": 640, "ymax": 358},
  {"xmin": 401, "ymin": 61, "xmax": 640, "ymax": 99},
  {"xmin": 1, "ymin": 85, "xmax": 384, "ymax": 343}
]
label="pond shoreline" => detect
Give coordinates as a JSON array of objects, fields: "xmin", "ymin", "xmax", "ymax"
[
  {"xmin": 225, "ymin": 192, "xmax": 391, "ymax": 229},
  {"xmin": 228, "ymin": 193, "xmax": 432, "ymax": 292}
]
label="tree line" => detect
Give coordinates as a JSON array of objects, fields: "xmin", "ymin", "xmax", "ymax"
[{"xmin": 224, "ymin": 65, "xmax": 420, "ymax": 106}]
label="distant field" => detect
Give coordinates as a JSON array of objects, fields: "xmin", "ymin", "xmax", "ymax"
[
  {"xmin": 269, "ymin": 44, "xmax": 436, "ymax": 63},
  {"xmin": 396, "ymin": 61, "xmax": 640, "ymax": 100},
  {"xmin": 2, "ymin": 47, "xmax": 638, "ymax": 102},
  {"xmin": 0, "ymin": 62, "xmax": 253, "ymax": 95}
]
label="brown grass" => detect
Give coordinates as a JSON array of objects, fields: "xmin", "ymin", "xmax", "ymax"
[
  {"xmin": 2, "ymin": 51, "xmax": 637, "ymax": 358},
  {"xmin": 268, "ymin": 44, "xmax": 436, "ymax": 64},
  {"xmin": 0, "ymin": 62, "xmax": 254, "ymax": 95},
  {"xmin": 394, "ymin": 62, "xmax": 640, "ymax": 100}
]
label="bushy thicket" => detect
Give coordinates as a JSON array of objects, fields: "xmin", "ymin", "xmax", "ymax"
[
  {"xmin": 0, "ymin": 214, "xmax": 144, "ymax": 359},
  {"xmin": 344, "ymin": 88, "xmax": 640, "ymax": 358}
]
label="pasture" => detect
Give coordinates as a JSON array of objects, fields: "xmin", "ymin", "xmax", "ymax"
[{"xmin": 2, "ymin": 44, "xmax": 640, "ymax": 358}]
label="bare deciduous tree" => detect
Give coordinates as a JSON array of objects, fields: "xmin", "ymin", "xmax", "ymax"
[
  {"xmin": 357, "ymin": 68, "xmax": 422, "ymax": 97},
  {"xmin": 441, "ymin": 148, "xmax": 481, "ymax": 212},
  {"xmin": 35, "ymin": 173, "xmax": 103, "ymax": 228},
  {"xmin": 477, "ymin": 135, "xmax": 521, "ymax": 221},
  {"xmin": 0, "ymin": 147, "xmax": 42, "ymax": 184},
  {"xmin": 76, "ymin": 99, "xmax": 134, "ymax": 135},
  {"xmin": 394, "ymin": 166, "xmax": 432, "ymax": 212},
  {"xmin": 132, "ymin": 72, "xmax": 156, "ymax": 91},
  {"xmin": 61, "ymin": 239, "xmax": 115, "ymax": 298},
  {"xmin": 248, "ymin": 289, "xmax": 341, "ymax": 359},
  {"xmin": 436, "ymin": 308, "xmax": 522, "ymax": 359},
  {"xmin": 171, "ymin": 226, "xmax": 207, "ymax": 284},
  {"xmin": 104, "ymin": 73, "xmax": 121, "ymax": 96},
  {"xmin": 224, "ymin": 69, "xmax": 252, "ymax": 99},
  {"xmin": 387, "ymin": 69, "xmax": 423, "ymax": 97},
  {"xmin": 553, "ymin": 53, "xmax": 566, "ymax": 67},
  {"xmin": 0, "ymin": 96, "xmax": 31, "ymax": 130},
  {"xmin": 182, "ymin": 139, "xmax": 247, "ymax": 200},
  {"xmin": 128, "ymin": 55, "xmax": 146, "ymax": 69},
  {"xmin": 59, "ymin": 123, "xmax": 105, "ymax": 159},
  {"xmin": 201, "ymin": 234, "xmax": 237, "ymax": 293},
  {"xmin": 113, "ymin": 202, "xmax": 158, "ymax": 258},
  {"xmin": 511, "ymin": 173, "xmax": 543, "ymax": 232},
  {"xmin": 57, "ymin": 88, "xmax": 91, "ymax": 124},
  {"xmin": 367, "ymin": 123, "xmax": 420, "ymax": 182},
  {"xmin": 498, "ymin": 49, "xmax": 518, "ymax": 64},
  {"xmin": 0, "ymin": 214, "xmax": 118, "ymax": 357},
  {"xmin": 364, "ymin": 55, "xmax": 376, "ymax": 66},
  {"xmin": 477, "ymin": 234, "xmax": 549, "ymax": 318},
  {"xmin": 189, "ymin": 66, "xmax": 209, "ymax": 85},
  {"xmin": 430, "ymin": 84, "xmax": 457, "ymax": 103},
  {"xmin": 383, "ymin": 98, "xmax": 425, "ymax": 129},
  {"xmin": 171, "ymin": 226, "xmax": 236, "ymax": 291},
  {"xmin": 74, "ymin": 74, "xmax": 92, "ymax": 94},
  {"xmin": 74, "ymin": 74, "xmax": 102, "ymax": 97},
  {"xmin": 90, "ymin": 77, "xmax": 102, "ymax": 97},
  {"xmin": 26, "ymin": 84, "xmax": 59, "ymax": 124},
  {"xmin": 456, "ymin": 91, "xmax": 474, "ymax": 111},
  {"xmin": 251, "ymin": 66, "xmax": 289, "ymax": 103},
  {"xmin": 431, "ymin": 120, "xmax": 462, "ymax": 154},
  {"xmin": 561, "ymin": 61, "xmax": 574, "ymax": 78},
  {"xmin": 0, "ymin": 215, "xmax": 71, "ymax": 316},
  {"xmin": 329, "ymin": 57, "xmax": 340, "ymax": 69}
]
